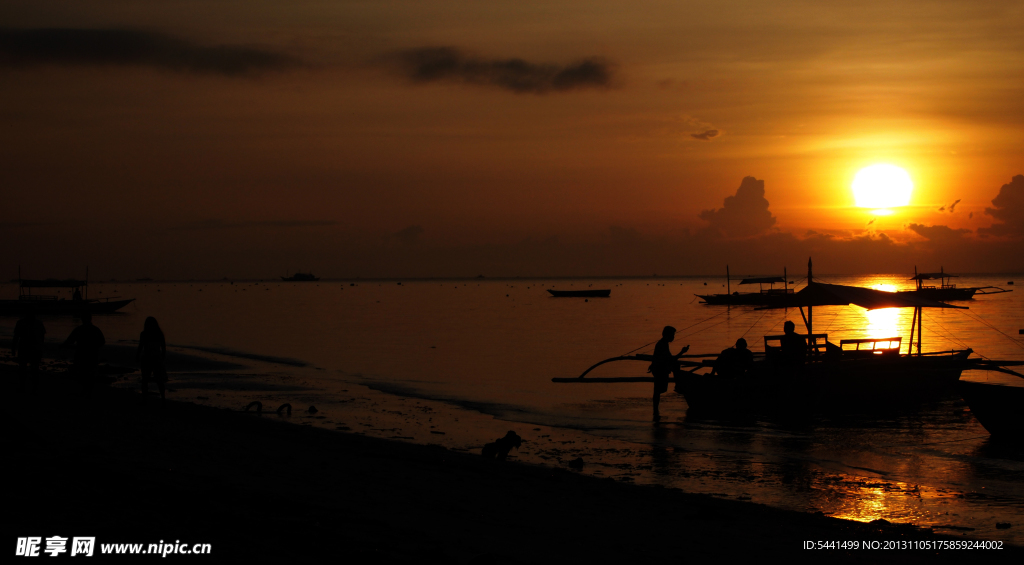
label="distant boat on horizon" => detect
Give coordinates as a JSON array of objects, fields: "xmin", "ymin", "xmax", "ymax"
[
  {"xmin": 281, "ymin": 272, "xmax": 320, "ymax": 282},
  {"xmin": 547, "ymin": 289, "xmax": 610, "ymax": 298}
]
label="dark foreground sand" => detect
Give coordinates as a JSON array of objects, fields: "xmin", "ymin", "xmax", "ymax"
[{"xmin": 6, "ymin": 367, "xmax": 1018, "ymax": 563}]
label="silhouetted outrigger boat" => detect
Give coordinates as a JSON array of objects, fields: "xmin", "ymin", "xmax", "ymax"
[
  {"xmin": 281, "ymin": 272, "xmax": 320, "ymax": 282},
  {"xmin": 695, "ymin": 265, "xmax": 794, "ymax": 306},
  {"xmin": 555, "ymin": 258, "xmax": 1024, "ymax": 415},
  {"xmin": 547, "ymin": 289, "xmax": 611, "ymax": 298},
  {"xmin": 898, "ymin": 267, "xmax": 1011, "ymax": 301},
  {"xmin": 0, "ymin": 277, "xmax": 134, "ymax": 316}
]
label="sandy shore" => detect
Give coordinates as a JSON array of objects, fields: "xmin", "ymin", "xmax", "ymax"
[{"xmin": 5, "ymin": 365, "xmax": 1018, "ymax": 563}]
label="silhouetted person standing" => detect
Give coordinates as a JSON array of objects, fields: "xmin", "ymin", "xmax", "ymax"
[
  {"xmin": 780, "ymin": 320, "xmax": 806, "ymax": 367},
  {"xmin": 711, "ymin": 337, "xmax": 754, "ymax": 378},
  {"xmin": 137, "ymin": 317, "xmax": 167, "ymax": 405},
  {"xmin": 12, "ymin": 309, "xmax": 46, "ymax": 392},
  {"xmin": 62, "ymin": 312, "xmax": 105, "ymax": 394},
  {"xmin": 649, "ymin": 326, "xmax": 689, "ymax": 421}
]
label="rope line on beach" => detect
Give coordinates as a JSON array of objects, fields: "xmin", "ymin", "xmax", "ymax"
[
  {"xmin": 922, "ymin": 312, "xmax": 975, "ymax": 354},
  {"xmin": 739, "ymin": 310, "xmax": 770, "ymax": 340},
  {"xmin": 619, "ymin": 308, "xmax": 753, "ymax": 356},
  {"xmin": 821, "ymin": 310, "xmax": 841, "ymax": 333},
  {"xmin": 959, "ymin": 310, "xmax": 1024, "ymax": 352}
]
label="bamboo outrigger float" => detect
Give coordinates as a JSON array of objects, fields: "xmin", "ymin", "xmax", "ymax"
[{"xmin": 554, "ymin": 258, "xmax": 1024, "ymax": 415}]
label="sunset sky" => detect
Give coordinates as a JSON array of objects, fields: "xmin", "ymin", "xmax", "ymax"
[{"xmin": 3, "ymin": 1, "xmax": 1023, "ymax": 279}]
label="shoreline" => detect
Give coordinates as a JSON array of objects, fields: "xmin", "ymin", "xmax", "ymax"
[{"xmin": 6, "ymin": 366, "xmax": 1016, "ymax": 562}]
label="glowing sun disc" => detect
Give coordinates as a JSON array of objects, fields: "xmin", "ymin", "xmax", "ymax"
[{"xmin": 852, "ymin": 164, "xmax": 913, "ymax": 209}]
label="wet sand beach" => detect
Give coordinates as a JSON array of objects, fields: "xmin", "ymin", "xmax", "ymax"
[{"xmin": 6, "ymin": 363, "xmax": 1013, "ymax": 563}]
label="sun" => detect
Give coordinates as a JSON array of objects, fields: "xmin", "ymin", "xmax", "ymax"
[{"xmin": 852, "ymin": 164, "xmax": 913, "ymax": 212}]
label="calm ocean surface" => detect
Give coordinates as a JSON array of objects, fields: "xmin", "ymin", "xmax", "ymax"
[{"xmin": 4, "ymin": 273, "xmax": 1024, "ymax": 541}]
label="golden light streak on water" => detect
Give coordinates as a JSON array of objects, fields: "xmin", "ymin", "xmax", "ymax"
[{"xmin": 864, "ymin": 307, "xmax": 902, "ymax": 341}]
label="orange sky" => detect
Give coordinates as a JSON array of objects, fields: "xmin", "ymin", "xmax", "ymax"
[{"xmin": 2, "ymin": 1, "xmax": 1023, "ymax": 278}]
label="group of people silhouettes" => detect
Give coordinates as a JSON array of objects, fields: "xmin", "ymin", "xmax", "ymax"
[
  {"xmin": 648, "ymin": 319, "xmax": 807, "ymax": 420},
  {"xmin": 12, "ymin": 310, "xmax": 167, "ymax": 404}
]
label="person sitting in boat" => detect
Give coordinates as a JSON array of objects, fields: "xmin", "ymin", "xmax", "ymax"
[
  {"xmin": 649, "ymin": 325, "xmax": 689, "ymax": 421},
  {"xmin": 710, "ymin": 338, "xmax": 753, "ymax": 378},
  {"xmin": 780, "ymin": 320, "xmax": 807, "ymax": 367}
]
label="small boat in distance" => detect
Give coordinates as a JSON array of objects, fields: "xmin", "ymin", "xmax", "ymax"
[
  {"xmin": 899, "ymin": 266, "xmax": 1011, "ymax": 301},
  {"xmin": 281, "ymin": 272, "xmax": 320, "ymax": 282},
  {"xmin": 696, "ymin": 265, "xmax": 794, "ymax": 305},
  {"xmin": 0, "ymin": 276, "xmax": 134, "ymax": 316},
  {"xmin": 547, "ymin": 289, "xmax": 611, "ymax": 298}
]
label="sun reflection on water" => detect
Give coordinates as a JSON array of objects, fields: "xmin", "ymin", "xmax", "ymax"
[
  {"xmin": 828, "ymin": 481, "xmax": 928, "ymax": 524},
  {"xmin": 864, "ymin": 307, "xmax": 903, "ymax": 341}
]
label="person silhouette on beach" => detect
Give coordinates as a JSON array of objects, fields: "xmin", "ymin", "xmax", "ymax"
[
  {"xmin": 649, "ymin": 326, "xmax": 689, "ymax": 421},
  {"xmin": 137, "ymin": 317, "xmax": 167, "ymax": 405},
  {"xmin": 62, "ymin": 312, "xmax": 105, "ymax": 394},
  {"xmin": 12, "ymin": 308, "xmax": 46, "ymax": 392},
  {"xmin": 780, "ymin": 321, "xmax": 806, "ymax": 367},
  {"xmin": 710, "ymin": 338, "xmax": 753, "ymax": 378}
]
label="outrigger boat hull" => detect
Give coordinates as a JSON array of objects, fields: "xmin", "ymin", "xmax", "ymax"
[
  {"xmin": 677, "ymin": 350, "xmax": 972, "ymax": 415},
  {"xmin": 958, "ymin": 381, "xmax": 1024, "ymax": 438}
]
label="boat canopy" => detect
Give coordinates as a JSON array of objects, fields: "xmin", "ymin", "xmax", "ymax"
[
  {"xmin": 764, "ymin": 282, "xmax": 967, "ymax": 310},
  {"xmin": 19, "ymin": 279, "xmax": 86, "ymax": 288},
  {"xmin": 739, "ymin": 276, "xmax": 786, "ymax": 285},
  {"xmin": 910, "ymin": 272, "xmax": 958, "ymax": 281}
]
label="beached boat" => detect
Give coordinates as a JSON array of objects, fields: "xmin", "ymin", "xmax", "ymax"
[
  {"xmin": 958, "ymin": 381, "xmax": 1024, "ymax": 438},
  {"xmin": 556, "ymin": 258, "xmax": 1023, "ymax": 415},
  {"xmin": 547, "ymin": 289, "xmax": 611, "ymax": 298},
  {"xmin": 899, "ymin": 267, "xmax": 1011, "ymax": 301},
  {"xmin": 695, "ymin": 266, "xmax": 794, "ymax": 306},
  {"xmin": 281, "ymin": 272, "xmax": 320, "ymax": 282},
  {"xmin": 0, "ymin": 278, "xmax": 134, "ymax": 316}
]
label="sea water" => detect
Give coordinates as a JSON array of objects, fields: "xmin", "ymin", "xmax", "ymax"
[{"xmin": 3, "ymin": 274, "xmax": 1023, "ymax": 541}]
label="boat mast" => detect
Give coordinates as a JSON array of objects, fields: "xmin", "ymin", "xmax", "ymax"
[
  {"xmin": 726, "ymin": 265, "xmax": 730, "ymax": 296},
  {"xmin": 806, "ymin": 257, "xmax": 813, "ymax": 335},
  {"xmin": 784, "ymin": 267, "xmax": 788, "ymax": 294}
]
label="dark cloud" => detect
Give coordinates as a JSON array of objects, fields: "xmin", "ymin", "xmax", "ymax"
[
  {"xmin": 698, "ymin": 176, "xmax": 777, "ymax": 238},
  {"xmin": 907, "ymin": 223, "xmax": 971, "ymax": 244},
  {"xmin": 172, "ymin": 220, "xmax": 339, "ymax": 231},
  {"xmin": 392, "ymin": 225, "xmax": 424, "ymax": 246},
  {"xmin": 690, "ymin": 129, "xmax": 720, "ymax": 141},
  {"xmin": 389, "ymin": 47, "xmax": 612, "ymax": 93},
  {"xmin": 0, "ymin": 28, "xmax": 298, "ymax": 75},
  {"xmin": 980, "ymin": 175, "xmax": 1024, "ymax": 237}
]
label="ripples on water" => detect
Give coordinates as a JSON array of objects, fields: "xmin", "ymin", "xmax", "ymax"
[{"xmin": 2, "ymin": 274, "xmax": 1023, "ymax": 540}]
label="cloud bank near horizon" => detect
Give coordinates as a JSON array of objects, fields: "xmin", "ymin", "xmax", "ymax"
[
  {"xmin": 387, "ymin": 47, "xmax": 613, "ymax": 94},
  {"xmin": 0, "ymin": 28, "xmax": 298, "ymax": 75}
]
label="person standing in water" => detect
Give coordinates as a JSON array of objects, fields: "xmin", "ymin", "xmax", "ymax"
[
  {"xmin": 649, "ymin": 326, "xmax": 689, "ymax": 421},
  {"xmin": 136, "ymin": 317, "xmax": 167, "ymax": 405},
  {"xmin": 62, "ymin": 312, "xmax": 105, "ymax": 394},
  {"xmin": 12, "ymin": 308, "xmax": 46, "ymax": 392}
]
